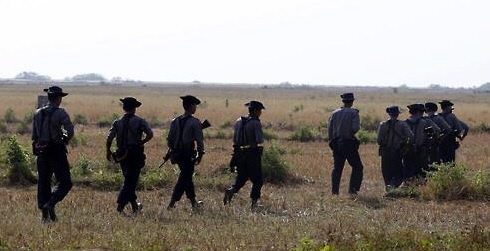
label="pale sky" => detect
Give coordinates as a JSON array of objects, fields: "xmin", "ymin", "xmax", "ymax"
[{"xmin": 1, "ymin": 0, "xmax": 489, "ymax": 87}]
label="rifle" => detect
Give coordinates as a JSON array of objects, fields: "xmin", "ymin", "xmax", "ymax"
[{"xmin": 158, "ymin": 119, "xmax": 212, "ymax": 168}]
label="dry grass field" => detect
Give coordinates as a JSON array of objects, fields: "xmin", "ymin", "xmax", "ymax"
[{"xmin": 0, "ymin": 83, "xmax": 490, "ymax": 250}]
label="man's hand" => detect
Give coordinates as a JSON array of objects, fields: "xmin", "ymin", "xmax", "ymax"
[
  {"xmin": 106, "ymin": 150, "xmax": 113, "ymax": 162},
  {"xmin": 195, "ymin": 151, "xmax": 204, "ymax": 165}
]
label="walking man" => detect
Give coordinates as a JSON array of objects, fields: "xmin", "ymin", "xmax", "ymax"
[
  {"xmin": 106, "ymin": 97, "xmax": 153, "ymax": 214},
  {"xmin": 223, "ymin": 101, "xmax": 265, "ymax": 209},
  {"xmin": 167, "ymin": 95, "xmax": 205, "ymax": 210},
  {"xmin": 377, "ymin": 106, "xmax": 414, "ymax": 191},
  {"xmin": 424, "ymin": 102, "xmax": 451, "ymax": 165},
  {"xmin": 438, "ymin": 100, "xmax": 469, "ymax": 164},
  {"xmin": 32, "ymin": 86, "xmax": 74, "ymax": 222},
  {"xmin": 328, "ymin": 93, "xmax": 364, "ymax": 195}
]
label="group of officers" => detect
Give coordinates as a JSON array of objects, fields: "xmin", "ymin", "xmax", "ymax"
[
  {"xmin": 328, "ymin": 93, "xmax": 469, "ymax": 195},
  {"xmin": 31, "ymin": 86, "xmax": 468, "ymax": 222},
  {"xmin": 32, "ymin": 86, "xmax": 266, "ymax": 222}
]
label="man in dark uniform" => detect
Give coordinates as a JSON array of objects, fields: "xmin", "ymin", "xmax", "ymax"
[
  {"xmin": 223, "ymin": 101, "xmax": 265, "ymax": 209},
  {"xmin": 106, "ymin": 97, "xmax": 153, "ymax": 213},
  {"xmin": 403, "ymin": 104, "xmax": 440, "ymax": 179},
  {"xmin": 167, "ymin": 95, "xmax": 205, "ymax": 210},
  {"xmin": 438, "ymin": 100, "xmax": 469, "ymax": 164},
  {"xmin": 327, "ymin": 93, "xmax": 364, "ymax": 195},
  {"xmin": 377, "ymin": 106, "xmax": 414, "ymax": 191},
  {"xmin": 32, "ymin": 86, "xmax": 74, "ymax": 222},
  {"xmin": 424, "ymin": 102, "xmax": 451, "ymax": 165}
]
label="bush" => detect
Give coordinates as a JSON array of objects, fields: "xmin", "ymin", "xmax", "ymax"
[
  {"xmin": 422, "ymin": 163, "xmax": 471, "ymax": 200},
  {"xmin": 5, "ymin": 136, "xmax": 36, "ymax": 184},
  {"xmin": 16, "ymin": 121, "xmax": 30, "ymax": 135},
  {"xmin": 220, "ymin": 120, "xmax": 233, "ymax": 129},
  {"xmin": 148, "ymin": 117, "xmax": 163, "ymax": 128},
  {"xmin": 4, "ymin": 108, "xmax": 17, "ymax": 123},
  {"xmin": 73, "ymin": 114, "xmax": 89, "ymax": 125},
  {"xmin": 292, "ymin": 237, "xmax": 333, "ymax": 251},
  {"xmin": 361, "ymin": 114, "xmax": 381, "ymax": 131},
  {"xmin": 472, "ymin": 170, "xmax": 490, "ymax": 198},
  {"xmin": 74, "ymin": 156, "xmax": 94, "ymax": 176},
  {"xmin": 289, "ymin": 126, "xmax": 316, "ymax": 142},
  {"xmin": 262, "ymin": 142, "xmax": 290, "ymax": 184},
  {"xmin": 0, "ymin": 123, "xmax": 7, "ymax": 134},
  {"xmin": 263, "ymin": 129, "xmax": 279, "ymax": 140},
  {"xmin": 23, "ymin": 110, "xmax": 34, "ymax": 124},
  {"xmin": 97, "ymin": 118, "xmax": 113, "ymax": 128},
  {"xmin": 357, "ymin": 129, "xmax": 377, "ymax": 144}
]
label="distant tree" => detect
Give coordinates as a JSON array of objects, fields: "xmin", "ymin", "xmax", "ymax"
[
  {"xmin": 111, "ymin": 76, "xmax": 123, "ymax": 82},
  {"xmin": 71, "ymin": 73, "xmax": 106, "ymax": 81},
  {"xmin": 14, "ymin": 72, "xmax": 51, "ymax": 81}
]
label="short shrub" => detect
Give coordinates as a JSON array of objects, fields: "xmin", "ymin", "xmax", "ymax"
[
  {"xmin": 148, "ymin": 117, "xmax": 163, "ymax": 128},
  {"xmin": 422, "ymin": 163, "xmax": 471, "ymax": 200},
  {"xmin": 357, "ymin": 129, "xmax": 377, "ymax": 144},
  {"xmin": 23, "ymin": 110, "xmax": 34, "ymax": 124},
  {"xmin": 361, "ymin": 114, "xmax": 381, "ymax": 131},
  {"xmin": 73, "ymin": 114, "xmax": 89, "ymax": 125},
  {"xmin": 5, "ymin": 136, "xmax": 36, "ymax": 184},
  {"xmin": 263, "ymin": 129, "xmax": 279, "ymax": 140},
  {"xmin": 97, "ymin": 118, "xmax": 113, "ymax": 128},
  {"xmin": 262, "ymin": 142, "xmax": 290, "ymax": 184},
  {"xmin": 472, "ymin": 170, "xmax": 490, "ymax": 199},
  {"xmin": 0, "ymin": 123, "xmax": 7, "ymax": 134},
  {"xmin": 214, "ymin": 130, "xmax": 229, "ymax": 139},
  {"xmin": 289, "ymin": 126, "xmax": 316, "ymax": 142},
  {"xmin": 74, "ymin": 156, "xmax": 94, "ymax": 176},
  {"xmin": 16, "ymin": 121, "xmax": 30, "ymax": 135},
  {"xmin": 220, "ymin": 120, "xmax": 233, "ymax": 129},
  {"xmin": 4, "ymin": 108, "xmax": 17, "ymax": 123},
  {"xmin": 292, "ymin": 237, "xmax": 334, "ymax": 251}
]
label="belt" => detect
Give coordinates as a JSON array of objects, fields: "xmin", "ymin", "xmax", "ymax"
[{"xmin": 239, "ymin": 144, "xmax": 263, "ymax": 149}]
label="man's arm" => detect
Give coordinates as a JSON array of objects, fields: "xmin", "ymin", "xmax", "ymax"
[
  {"xmin": 352, "ymin": 110, "xmax": 360, "ymax": 134},
  {"xmin": 254, "ymin": 120, "xmax": 264, "ymax": 145},
  {"xmin": 140, "ymin": 119, "xmax": 154, "ymax": 145},
  {"xmin": 327, "ymin": 115, "xmax": 334, "ymax": 141},
  {"xmin": 32, "ymin": 111, "xmax": 39, "ymax": 142},
  {"xmin": 106, "ymin": 120, "xmax": 117, "ymax": 161},
  {"xmin": 167, "ymin": 119, "xmax": 177, "ymax": 149},
  {"xmin": 376, "ymin": 122, "xmax": 385, "ymax": 146},
  {"xmin": 60, "ymin": 110, "xmax": 75, "ymax": 142},
  {"xmin": 193, "ymin": 119, "xmax": 205, "ymax": 153},
  {"xmin": 402, "ymin": 122, "xmax": 415, "ymax": 143}
]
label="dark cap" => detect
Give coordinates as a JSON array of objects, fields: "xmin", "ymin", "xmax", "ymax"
[
  {"xmin": 43, "ymin": 86, "xmax": 68, "ymax": 97},
  {"xmin": 386, "ymin": 106, "xmax": 401, "ymax": 115},
  {"xmin": 439, "ymin": 100, "xmax": 454, "ymax": 108},
  {"xmin": 119, "ymin": 97, "xmax": 142, "ymax": 108},
  {"xmin": 180, "ymin": 95, "xmax": 201, "ymax": 105},
  {"xmin": 340, "ymin": 93, "xmax": 355, "ymax": 101},
  {"xmin": 245, "ymin": 100, "xmax": 266, "ymax": 110},
  {"xmin": 424, "ymin": 102, "xmax": 438, "ymax": 112},
  {"xmin": 407, "ymin": 103, "xmax": 425, "ymax": 113}
]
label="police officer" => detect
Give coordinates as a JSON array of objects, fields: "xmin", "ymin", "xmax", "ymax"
[
  {"xmin": 328, "ymin": 93, "xmax": 364, "ymax": 195},
  {"xmin": 223, "ymin": 101, "xmax": 265, "ymax": 209},
  {"xmin": 404, "ymin": 104, "xmax": 440, "ymax": 179},
  {"xmin": 167, "ymin": 95, "xmax": 205, "ymax": 210},
  {"xmin": 106, "ymin": 97, "xmax": 153, "ymax": 213},
  {"xmin": 377, "ymin": 106, "xmax": 414, "ymax": 191},
  {"xmin": 438, "ymin": 100, "xmax": 469, "ymax": 163},
  {"xmin": 424, "ymin": 102, "xmax": 451, "ymax": 165},
  {"xmin": 32, "ymin": 86, "xmax": 74, "ymax": 222}
]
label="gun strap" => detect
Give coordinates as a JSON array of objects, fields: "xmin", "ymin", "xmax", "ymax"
[
  {"xmin": 387, "ymin": 120, "xmax": 396, "ymax": 147},
  {"xmin": 121, "ymin": 114, "xmax": 133, "ymax": 148},
  {"xmin": 239, "ymin": 117, "xmax": 251, "ymax": 147},
  {"xmin": 39, "ymin": 107, "xmax": 57, "ymax": 144},
  {"xmin": 176, "ymin": 116, "xmax": 191, "ymax": 149}
]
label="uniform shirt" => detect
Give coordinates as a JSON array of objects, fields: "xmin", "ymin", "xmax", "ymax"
[
  {"xmin": 233, "ymin": 116, "xmax": 264, "ymax": 147},
  {"xmin": 328, "ymin": 107, "xmax": 360, "ymax": 140},
  {"xmin": 32, "ymin": 103, "xmax": 74, "ymax": 144},
  {"xmin": 406, "ymin": 116, "xmax": 440, "ymax": 146},
  {"xmin": 167, "ymin": 114, "xmax": 204, "ymax": 153},
  {"xmin": 377, "ymin": 119, "xmax": 414, "ymax": 149},
  {"xmin": 426, "ymin": 114, "xmax": 451, "ymax": 133},
  {"xmin": 107, "ymin": 114, "xmax": 153, "ymax": 149},
  {"xmin": 440, "ymin": 112, "xmax": 469, "ymax": 135}
]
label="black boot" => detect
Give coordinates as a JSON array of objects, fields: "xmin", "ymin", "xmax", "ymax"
[
  {"xmin": 117, "ymin": 203, "xmax": 126, "ymax": 213},
  {"xmin": 41, "ymin": 208, "xmax": 50, "ymax": 223},
  {"xmin": 42, "ymin": 199, "xmax": 57, "ymax": 222},
  {"xmin": 167, "ymin": 200, "xmax": 176, "ymax": 210},
  {"xmin": 223, "ymin": 189, "xmax": 234, "ymax": 205},
  {"xmin": 190, "ymin": 198, "xmax": 203, "ymax": 209},
  {"xmin": 130, "ymin": 201, "xmax": 143, "ymax": 213}
]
